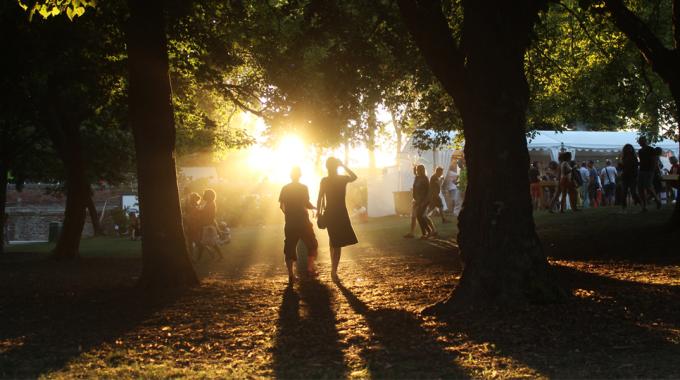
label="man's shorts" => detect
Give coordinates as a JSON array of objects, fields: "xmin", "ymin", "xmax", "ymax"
[
  {"xmin": 602, "ymin": 182, "xmax": 615, "ymax": 197},
  {"xmin": 638, "ymin": 171, "xmax": 654, "ymax": 188},
  {"xmin": 283, "ymin": 222, "xmax": 318, "ymax": 261}
]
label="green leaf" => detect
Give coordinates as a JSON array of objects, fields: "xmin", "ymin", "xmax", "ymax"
[
  {"xmin": 38, "ymin": 5, "xmax": 50, "ymax": 18},
  {"xmin": 66, "ymin": 6, "xmax": 75, "ymax": 20},
  {"xmin": 75, "ymin": 6, "xmax": 85, "ymax": 17}
]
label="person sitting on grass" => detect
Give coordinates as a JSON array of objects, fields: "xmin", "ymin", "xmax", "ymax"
[{"xmin": 279, "ymin": 166, "xmax": 318, "ymax": 284}]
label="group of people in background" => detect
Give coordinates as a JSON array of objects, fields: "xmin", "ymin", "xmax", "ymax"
[
  {"xmin": 278, "ymin": 157, "xmax": 358, "ymax": 284},
  {"xmin": 183, "ymin": 189, "xmax": 231, "ymax": 261},
  {"xmin": 529, "ymin": 136, "xmax": 680, "ymax": 213},
  {"xmin": 404, "ymin": 160, "xmax": 465, "ymax": 239}
]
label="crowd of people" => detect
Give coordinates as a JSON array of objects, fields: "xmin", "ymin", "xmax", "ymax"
[{"xmin": 529, "ymin": 136, "xmax": 680, "ymax": 213}]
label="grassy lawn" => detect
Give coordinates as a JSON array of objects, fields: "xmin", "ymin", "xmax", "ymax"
[{"xmin": 1, "ymin": 207, "xmax": 679, "ymax": 378}]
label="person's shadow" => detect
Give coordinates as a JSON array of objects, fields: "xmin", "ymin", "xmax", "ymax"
[
  {"xmin": 272, "ymin": 281, "xmax": 347, "ymax": 379},
  {"xmin": 335, "ymin": 281, "xmax": 468, "ymax": 378}
]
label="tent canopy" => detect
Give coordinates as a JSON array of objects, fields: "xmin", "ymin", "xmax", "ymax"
[{"xmin": 367, "ymin": 130, "xmax": 679, "ymax": 217}]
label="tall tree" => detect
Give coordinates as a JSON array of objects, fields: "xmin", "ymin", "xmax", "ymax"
[
  {"xmin": 126, "ymin": 0, "xmax": 198, "ymax": 288},
  {"xmin": 397, "ymin": 0, "xmax": 562, "ymax": 312},
  {"xmin": 20, "ymin": 0, "xmax": 198, "ymax": 286}
]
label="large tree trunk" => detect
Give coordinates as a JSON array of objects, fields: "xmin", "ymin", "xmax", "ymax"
[
  {"xmin": 398, "ymin": 0, "xmax": 561, "ymax": 313},
  {"xmin": 0, "ymin": 161, "xmax": 7, "ymax": 255},
  {"xmin": 127, "ymin": 0, "xmax": 198, "ymax": 289},
  {"xmin": 86, "ymin": 189, "xmax": 104, "ymax": 236},
  {"xmin": 53, "ymin": 160, "xmax": 88, "ymax": 260}
]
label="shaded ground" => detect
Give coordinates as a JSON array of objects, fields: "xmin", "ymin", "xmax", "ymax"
[{"xmin": 1, "ymin": 208, "xmax": 679, "ymax": 378}]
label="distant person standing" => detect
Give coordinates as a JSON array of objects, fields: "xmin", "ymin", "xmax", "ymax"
[
  {"xmin": 279, "ymin": 166, "xmax": 318, "ymax": 284},
  {"xmin": 529, "ymin": 162, "xmax": 542, "ymax": 211},
  {"xmin": 600, "ymin": 159, "xmax": 617, "ymax": 206},
  {"xmin": 637, "ymin": 136, "xmax": 662, "ymax": 211},
  {"xmin": 412, "ymin": 164, "xmax": 433, "ymax": 238},
  {"xmin": 404, "ymin": 165, "xmax": 419, "ymax": 239},
  {"xmin": 128, "ymin": 211, "xmax": 140, "ymax": 240},
  {"xmin": 196, "ymin": 189, "xmax": 222, "ymax": 261},
  {"xmin": 587, "ymin": 161, "xmax": 602, "ymax": 207},
  {"xmin": 443, "ymin": 164, "xmax": 458, "ymax": 215},
  {"xmin": 620, "ymin": 144, "xmax": 640, "ymax": 212},
  {"xmin": 428, "ymin": 166, "xmax": 448, "ymax": 224},
  {"xmin": 669, "ymin": 156, "xmax": 680, "ymax": 204},
  {"xmin": 557, "ymin": 152, "xmax": 579, "ymax": 212},
  {"xmin": 317, "ymin": 157, "xmax": 358, "ymax": 281},
  {"xmin": 578, "ymin": 162, "xmax": 590, "ymax": 208}
]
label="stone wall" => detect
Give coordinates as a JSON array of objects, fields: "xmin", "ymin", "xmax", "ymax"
[{"xmin": 4, "ymin": 184, "xmax": 133, "ymax": 242}]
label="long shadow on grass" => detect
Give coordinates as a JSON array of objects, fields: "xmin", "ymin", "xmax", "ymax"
[
  {"xmin": 272, "ymin": 281, "xmax": 347, "ymax": 379},
  {"xmin": 0, "ymin": 285, "xmax": 177, "ymax": 378},
  {"xmin": 336, "ymin": 282, "xmax": 469, "ymax": 379},
  {"xmin": 433, "ymin": 264, "xmax": 680, "ymax": 378}
]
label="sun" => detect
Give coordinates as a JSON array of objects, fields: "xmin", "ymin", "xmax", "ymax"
[
  {"xmin": 276, "ymin": 135, "xmax": 306, "ymax": 164},
  {"xmin": 246, "ymin": 134, "xmax": 318, "ymax": 184}
]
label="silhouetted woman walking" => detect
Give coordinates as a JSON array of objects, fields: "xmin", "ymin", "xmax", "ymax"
[{"xmin": 317, "ymin": 157, "xmax": 358, "ymax": 281}]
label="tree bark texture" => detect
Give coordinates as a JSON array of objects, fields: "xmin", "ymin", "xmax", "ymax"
[
  {"xmin": 0, "ymin": 162, "xmax": 7, "ymax": 255},
  {"xmin": 398, "ymin": 0, "xmax": 561, "ymax": 311},
  {"xmin": 127, "ymin": 0, "xmax": 198, "ymax": 289}
]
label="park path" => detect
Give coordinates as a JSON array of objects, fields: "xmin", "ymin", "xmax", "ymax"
[{"xmin": 3, "ymin": 211, "xmax": 680, "ymax": 378}]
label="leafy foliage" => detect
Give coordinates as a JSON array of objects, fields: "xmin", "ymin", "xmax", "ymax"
[{"xmin": 17, "ymin": 0, "xmax": 95, "ymax": 21}]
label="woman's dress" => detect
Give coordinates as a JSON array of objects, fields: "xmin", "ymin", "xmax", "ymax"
[{"xmin": 321, "ymin": 175, "xmax": 358, "ymax": 248}]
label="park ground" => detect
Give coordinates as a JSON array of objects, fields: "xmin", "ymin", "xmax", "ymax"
[{"xmin": 1, "ymin": 207, "xmax": 680, "ymax": 379}]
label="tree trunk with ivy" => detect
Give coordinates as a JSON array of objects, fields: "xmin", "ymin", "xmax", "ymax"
[
  {"xmin": 398, "ymin": 0, "xmax": 562, "ymax": 312},
  {"xmin": 127, "ymin": 0, "xmax": 198, "ymax": 289}
]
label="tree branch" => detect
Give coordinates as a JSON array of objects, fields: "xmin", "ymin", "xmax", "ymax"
[
  {"xmin": 557, "ymin": 1, "xmax": 612, "ymax": 59},
  {"xmin": 603, "ymin": 0, "xmax": 675, "ymax": 78},
  {"xmin": 395, "ymin": 0, "xmax": 467, "ymax": 103}
]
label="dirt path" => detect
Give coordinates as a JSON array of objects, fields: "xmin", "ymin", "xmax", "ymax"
[{"xmin": 1, "ymin": 211, "xmax": 680, "ymax": 378}]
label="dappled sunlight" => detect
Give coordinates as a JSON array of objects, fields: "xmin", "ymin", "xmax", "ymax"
[{"xmin": 552, "ymin": 260, "xmax": 680, "ymax": 286}]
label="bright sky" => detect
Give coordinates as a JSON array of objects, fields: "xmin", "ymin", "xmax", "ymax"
[{"xmin": 243, "ymin": 112, "xmax": 399, "ymax": 187}]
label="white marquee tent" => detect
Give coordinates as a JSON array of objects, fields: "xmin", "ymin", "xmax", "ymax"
[{"xmin": 366, "ymin": 130, "xmax": 679, "ymax": 217}]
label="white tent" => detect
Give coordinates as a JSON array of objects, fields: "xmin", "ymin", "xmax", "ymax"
[{"xmin": 366, "ymin": 130, "xmax": 679, "ymax": 217}]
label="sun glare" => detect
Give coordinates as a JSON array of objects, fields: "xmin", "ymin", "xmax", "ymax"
[{"xmin": 246, "ymin": 134, "xmax": 319, "ymax": 185}]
